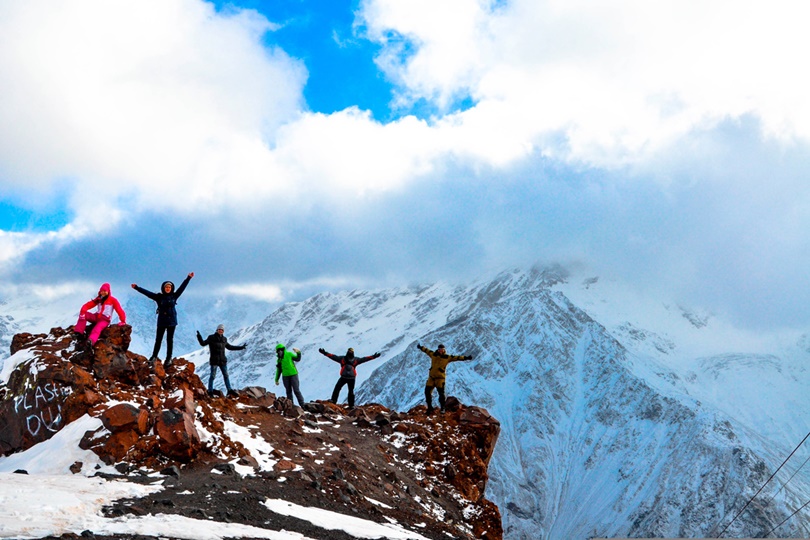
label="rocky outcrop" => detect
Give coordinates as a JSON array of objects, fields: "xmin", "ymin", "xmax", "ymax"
[
  {"xmin": 0, "ymin": 326, "xmax": 503, "ymax": 539},
  {"xmin": 1, "ymin": 325, "xmax": 212, "ymax": 465}
]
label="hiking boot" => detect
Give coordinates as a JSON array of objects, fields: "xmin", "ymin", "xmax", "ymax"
[
  {"xmin": 440, "ymin": 407, "xmax": 446, "ymax": 414},
  {"xmin": 164, "ymin": 359, "xmax": 173, "ymax": 369},
  {"xmin": 227, "ymin": 390, "xmax": 238, "ymax": 398},
  {"xmin": 426, "ymin": 406, "xmax": 435, "ymax": 416}
]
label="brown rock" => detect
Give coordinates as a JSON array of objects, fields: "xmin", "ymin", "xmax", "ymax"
[
  {"xmin": 276, "ymin": 459, "xmax": 297, "ymax": 471},
  {"xmin": 155, "ymin": 408, "xmax": 201, "ymax": 461},
  {"xmin": 100, "ymin": 429, "xmax": 140, "ymax": 461},
  {"xmin": 62, "ymin": 389, "xmax": 104, "ymax": 424},
  {"xmin": 164, "ymin": 387, "xmax": 196, "ymax": 414},
  {"xmin": 10, "ymin": 332, "xmax": 43, "ymax": 356},
  {"xmin": 100, "ymin": 403, "xmax": 150, "ymax": 435},
  {"xmin": 38, "ymin": 363, "xmax": 96, "ymax": 389}
]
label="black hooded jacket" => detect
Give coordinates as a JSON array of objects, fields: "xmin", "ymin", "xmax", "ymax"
[{"xmin": 133, "ymin": 274, "xmax": 192, "ymax": 327}]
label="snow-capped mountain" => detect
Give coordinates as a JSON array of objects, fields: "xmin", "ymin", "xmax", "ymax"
[
  {"xmin": 5, "ymin": 264, "xmax": 810, "ymax": 539},
  {"xmin": 185, "ymin": 265, "xmax": 810, "ymax": 539}
]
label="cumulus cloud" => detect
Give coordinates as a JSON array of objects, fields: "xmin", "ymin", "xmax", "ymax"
[
  {"xmin": 359, "ymin": 0, "xmax": 810, "ymax": 165},
  {"xmin": 0, "ymin": 0, "xmax": 305, "ymax": 210}
]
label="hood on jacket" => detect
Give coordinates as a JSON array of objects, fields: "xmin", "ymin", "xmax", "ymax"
[
  {"xmin": 161, "ymin": 281, "xmax": 175, "ymax": 293},
  {"xmin": 98, "ymin": 283, "xmax": 111, "ymax": 296}
]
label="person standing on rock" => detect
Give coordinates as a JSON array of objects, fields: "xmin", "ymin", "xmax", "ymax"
[
  {"xmin": 318, "ymin": 347, "xmax": 381, "ymax": 408},
  {"xmin": 131, "ymin": 272, "xmax": 194, "ymax": 368},
  {"xmin": 197, "ymin": 324, "xmax": 246, "ymax": 397},
  {"xmin": 274, "ymin": 343, "xmax": 305, "ymax": 406},
  {"xmin": 74, "ymin": 283, "xmax": 127, "ymax": 349},
  {"xmin": 416, "ymin": 343, "xmax": 473, "ymax": 415}
]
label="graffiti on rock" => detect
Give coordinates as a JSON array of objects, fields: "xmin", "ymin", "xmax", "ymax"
[{"xmin": 13, "ymin": 383, "xmax": 72, "ymax": 437}]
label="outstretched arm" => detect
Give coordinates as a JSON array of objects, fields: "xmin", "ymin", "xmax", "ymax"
[
  {"xmin": 356, "ymin": 352, "xmax": 382, "ymax": 365},
  {"xmin": 174, "ymin": 272, "xmax": 194, "ymax": 299},
  {"xmin": 196, "ymin": 331, "xmax": 207, "ymax": 346},
  {"xmin": 318, "ymin": 348, "xmax": 341, "ymax": 363},
  {"xmin": 131, "ymin": 284, "xmax": 159, "ymax": 301},
  {"xmin": 225, "ymin": 341, "xmax": 247, "ymax": 351}
]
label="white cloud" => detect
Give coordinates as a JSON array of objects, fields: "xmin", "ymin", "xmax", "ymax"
[
  {"xmin": 222, "ymin": 283, "xmax": 285, "ymax": 303},
  {"xmin": 0, "ymin": 0, "xmax": 306, "ymax": 211},
  {"xmin": 360, "ymin": 0, "xmax": 810, "ymax": 165},
  {"xmin": 220, "ymin": 275, "xmax": 367, "ymax": 303}
]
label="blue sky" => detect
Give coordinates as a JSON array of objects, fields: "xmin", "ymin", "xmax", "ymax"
[{"xmin": 2, "ymin": 0, "xmax": 810, "ymax": 331}]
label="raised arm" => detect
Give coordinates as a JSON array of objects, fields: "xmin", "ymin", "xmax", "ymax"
[
  {"xmin": 174, "ymin": 272, "xmax": 194, "ymax": 299},
  {"xmin": 196, "ymin": 331, "xmax": 208, "ymax": 347},
  {"xmin": 131, "ymin": 284, "xmax": 159, "ymax": 301}
]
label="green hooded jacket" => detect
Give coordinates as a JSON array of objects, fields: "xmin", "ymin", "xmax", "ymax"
[{"xmin": 274, "ymin": 344, "xmax": 302, "ymax": 382}]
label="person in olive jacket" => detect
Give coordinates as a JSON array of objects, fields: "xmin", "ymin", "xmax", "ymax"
[
  {"xmin": 131, "ymin": 272, "xmax": 194, "ymax": 367},
  {"xmin": 197, "ymin": 324, "xmax": 246, "ymax": 397},
  {"xmin": 417, "ymin": 343, "xmax": 473, "ymax": 414},
  {"xmin": 318, "ymin": 347, "xmax": 381, "ymax": 408},
  {"xmin": 274, "ymin": 343, "xmax": 305, "ymax": 406}
]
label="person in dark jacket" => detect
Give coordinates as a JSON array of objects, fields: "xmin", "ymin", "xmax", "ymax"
[
  {"xmin": 417, "ymin": 343, "xmax": 473, "ymax": 414},
  {"xmin": 131, "ymin": 272, "xmax": 194, "ymax": 367},
  {"xmin": 318, "ymin": 347, "xmax": 381, "ymax": 408},
  {"xmin": 197, "ymin": 324, "xmax": 246, "ymax": 397}
]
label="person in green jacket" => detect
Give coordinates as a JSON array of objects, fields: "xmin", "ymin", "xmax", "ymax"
[
  {"xmin": 417, "ymin": 343, "xmax": 473, "ymax": 414},
  {"xmin": 274, "ymin": 343, "xmax": 305, "ymax": 406}
]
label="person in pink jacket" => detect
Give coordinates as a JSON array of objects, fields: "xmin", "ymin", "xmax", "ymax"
[{"xmin": 74, "ymin": 283, "xmax": 127, "ymax": 347}]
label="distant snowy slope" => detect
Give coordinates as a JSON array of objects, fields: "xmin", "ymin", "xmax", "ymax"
[{"xmin": 358, "ymin": 269, "xmax": 810, "ymax": 538}]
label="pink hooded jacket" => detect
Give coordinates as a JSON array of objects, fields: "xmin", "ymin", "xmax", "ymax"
[{"xmin": 79, "ymin": 283, "xmax": 126, "ymax": 323}]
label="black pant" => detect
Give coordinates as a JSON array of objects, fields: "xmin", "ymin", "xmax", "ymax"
[
  {"xmin": 282, "ymin": 374, "xmax": 305, "ymax": 407},
  {"xmin": 152, "ymin": 325, "xmax": 175, "ymax": 361},
  {"xmin": 331, "ymin": 377, "xmax": 356, "ymax": 407},
  {"xmin": 425, "ymin": 383, "xmax": 446, "ymax": 410}
]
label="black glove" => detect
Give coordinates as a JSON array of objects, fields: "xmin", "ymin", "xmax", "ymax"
[
  {"xmin": 465, "ymin": 355, "xmax": 473, "ymax": 360},
  {"xmin": 318, "ymin": 348, "xmax": 326, "ymax": 354},
  {"xmin": 374, "ymin": 352, "xmax": 381, "ymax": 358}
]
